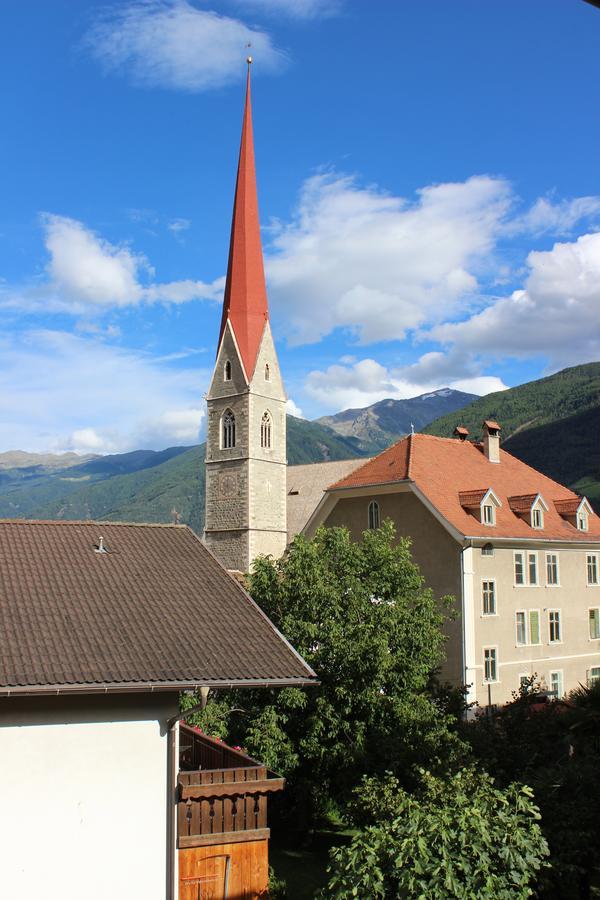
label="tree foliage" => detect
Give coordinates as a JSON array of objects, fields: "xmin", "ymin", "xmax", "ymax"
[{"xmin": 324, "ymin": 769, "xmax": 549, "ymax": 899}]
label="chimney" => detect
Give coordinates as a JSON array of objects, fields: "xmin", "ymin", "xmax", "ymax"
[
  {"xmin": 482, "ymin": 420, "xmax": 501, "ymax": 463},
  {"xmin": 453, "ymin": 426, "xmax": 469, "ymax": 442}
]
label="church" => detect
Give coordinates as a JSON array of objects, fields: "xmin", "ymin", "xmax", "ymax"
[{"xmin": 204, "ymin": 63, "xmax": 600, "ymax": 709}]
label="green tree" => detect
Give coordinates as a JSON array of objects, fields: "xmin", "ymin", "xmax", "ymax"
[
  {"xmin": 234, "ymin": 522, "xmax": 463, "ymax": 819},
  {"xmin": 324, "ymin": 769, "xmax": 549, "ymax": 899}
]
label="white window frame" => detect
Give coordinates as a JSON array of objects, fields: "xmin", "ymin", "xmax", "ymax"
[
  {"xmin": 514, "ymin": 551, "xmax": 526, "ymax": 586},
  {"xmin": 482, "ymin": 503, "xmax": 495, "ymax": 526},
  {"xmin": 587, "ymin": 553, "xmax": 599, "ymax": 586},
  {"xmin": 588, "ymin": 666, "xmax": 600, "ymax": 686},
  {"xmin": 483, "ymin": 646, "xmax": 498, "ymax": 683},
  {"xmin": 549, "ymin": 670, "xmax": 563, "ymax": 699},
  {"xmin": 548, "ymin": 609, "xmax": 562, "ymax": 644},
  {"xmin": 368, "ymin": 500, "xmax": 380, "ymax": 530},
  {"xmin": 545, "ymin": 552, "xmax": 560, "ymax": 587},
  {"xmin": 589, "ymin": 607, "xmax": 600, "ymax": 641},
  {"xmin": 515, "ymin": 610, "xmax": 527, "ymax": 646},
  {"xmin": 578, "ymin": 510, "xmax": 589, "ymax": 532},
  {"xmin": 528, "ymin": 551, "xmax": 539, "ymax": 586},
  {"xmin": 481, "ymin": 542, "xmax": 494, "ymax": 557},
  {"xmin": 531, "ymin": 507, "xmax": 543, "ymax": 529},
  {"xmin": 518, "ymin": 672, "xmax": 530, "ymax": 690},
  {"xmin": 481, "ymin": 579, "xmax": 497, "ymax": 616}
]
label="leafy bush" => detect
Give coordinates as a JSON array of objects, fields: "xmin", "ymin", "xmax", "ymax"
[{"xmin": 324, "ymin": 769, "xmax": 549, "ymax": 899}]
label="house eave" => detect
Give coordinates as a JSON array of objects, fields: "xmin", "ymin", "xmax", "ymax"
[{"xmin": 0, "ymin": 676, "xmax": 318, "ymax": 698}]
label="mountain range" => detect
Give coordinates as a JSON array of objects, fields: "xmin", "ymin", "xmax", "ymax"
[{"xmin": 0, "ymin": 364, "xmax": 598, "ymax": 529}]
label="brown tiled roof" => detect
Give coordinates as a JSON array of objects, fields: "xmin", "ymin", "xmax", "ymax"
[
  {"xmin": 0, "ymin": 521, "xmax": 315, "ymax": 695},
  {"xmin": 554, "ymin": 498, "xmax": 584, "ymax": 515},
  {"xmin": 483, "ymin": 420, "xmax": 501, "ymax": 430},
  {"xmin": 329, "ymin": 433, "xmax": 600, "ymax": 542},
  {"xmin": 454, "ymin": 426, "xmax": 470, "ymax": 436},
  {"xmin": 458, "ymin": 489, "xmax": 489, "ymax": 508},
  {"xmin": 508, "ymin": 493, "xmax": 539, "ymax": 513}
]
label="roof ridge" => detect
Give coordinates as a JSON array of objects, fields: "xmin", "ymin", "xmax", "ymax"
[{"xmin": 0, "ymin": 519, "xmax": 189, "ymax": 528}]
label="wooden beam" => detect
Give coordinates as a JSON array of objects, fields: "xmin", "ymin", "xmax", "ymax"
[
  {"xmin": 178, "ymin": 828, "xmax": 270, "ymax": 848},
  {"xmin": 180, "ymin": 778, "xmax": 285, "ymax": 800}
]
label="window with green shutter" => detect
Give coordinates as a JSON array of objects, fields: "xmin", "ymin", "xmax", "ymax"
[
  {"xmin": 529, "ymin": 609, "xmax": 541, "ymax": 645},
  {"xmin": 589, "ymin": 608, "xmax": 600, "ymax": 640}
]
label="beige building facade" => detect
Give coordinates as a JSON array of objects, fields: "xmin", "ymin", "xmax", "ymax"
[{"xmin": 302, "ymin": 428, "xmax": 600, "ymax": 708}]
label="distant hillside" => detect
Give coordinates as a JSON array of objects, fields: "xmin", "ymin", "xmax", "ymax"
[
  {"xmin": 424, "ymin": 363, "xmax": 600, "ymax": 507},
  {"xmin": 317, "ymin": 388, "xmax": 477, "ymax": 453},
  {"xmin": 0, "ymin": 416, "xmax": 366, "ymax": 531}
]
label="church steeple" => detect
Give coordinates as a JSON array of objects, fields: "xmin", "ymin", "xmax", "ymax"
[
  {"xmin": 218, "ymin": 60, "xmax": 269, "ymax": 381},
  {"xmin": 204, "ymin": 62, "xmax": 288, "ymax": 574}
]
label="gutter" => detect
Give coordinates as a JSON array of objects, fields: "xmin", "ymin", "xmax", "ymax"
[{"xmin": 0, "ymin": 676, "xmax": 318, "ymax": 698}]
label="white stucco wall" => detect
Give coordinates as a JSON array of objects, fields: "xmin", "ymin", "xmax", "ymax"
[{"xmin": 0, "ymin": 692, "xmax": 178, "ymax": 900}]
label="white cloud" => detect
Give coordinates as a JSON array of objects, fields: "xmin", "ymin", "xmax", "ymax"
[
  {"xmin": 513, "ymin": 195, "xmax": 600, "ymax": 236},
  {"xmin": 168, "ymin": 218, "xmax": 191, "ymax": 233},
  {"xmin": 286, "ymin": 397, "xmax": 304, "ymax": 418},
  {"xmin": 0, "ymin": 330, "xmax": 209, "ymax": 454},
  {"xmin": 236, "ymin": 0, "xmax": 341, "ymax": 19},
  {"xmin": 305, "ymin": 356, "xmax": 507, "ymax": 412},
  {"xmin": 432, "ymin": 231, "xmax": 600, "ymax": 369},
  {"xmin": 84, "ymin": 0, "xmax": 285, "ymax": 92},
  {"xmin": 0, "ymin": 215, "xmax": 223, "ymax": 314},
  {"xmin": 266, "ymin": 173, "xmax": 513, "ymax": 344}
]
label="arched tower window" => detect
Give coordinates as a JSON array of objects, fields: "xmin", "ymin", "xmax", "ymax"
[
  {"xmin": 222, "ymin": 409, "xmax": 236, "ymax": 449},
  {"xmin": 224, "ymin": 361, "xmax": 232, "ymax": 381},
  {"xmin": 264, "ymin": 363, "xmax": 270, "ymax": 382},
  {"xmin": 368, "ymin": 500, "xmax": 380, "ymax": 530},
  {"xmin": 261, "ymin": 410, "xmax": 272, "ymax": 449}
]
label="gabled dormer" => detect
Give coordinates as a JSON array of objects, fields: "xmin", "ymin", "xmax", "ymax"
[
  {"xmin": 554, "ymin": 496, "xmax": 594, "ymax": 532},
  {"xmin": 459, "ymin": 488, "xmax": 502, "ymax": 526},
  {"xmin": 508, "ymin": 493, "xmax": 549, "ymax": 530}
]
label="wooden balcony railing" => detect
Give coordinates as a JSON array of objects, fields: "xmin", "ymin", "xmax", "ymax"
[{"xmin": 177, "ymin": 725, "xmax": 284, "ymax": 848}]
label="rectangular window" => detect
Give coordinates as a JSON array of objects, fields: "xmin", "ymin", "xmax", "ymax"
[
  {"xmin": 528, "ymin": 552, "xmax": 538, "ymax": 585},
  {"xmin": 516, "ymin": 611, "xmax": 527, "ymax": 645},
  {"xmin": 514, "ymin": 552, "xmax": 525, "ymax": 585},
  {"xmin": 484, "ymin": 648, "xmax": 498, "ymax": 682},
  {"xmin": 546, "ymin": 553, "xmax": 559, "ymax": 586},
  {"xmin": 483, "ymin": 504, "xmax": 495, "ymax": 525},
  {"xmin": 550, "ymin": 670, "xmax": 563, "ymax": 699},
  {"xmin": 578, "ymin": 511, "xmax": 589, "ymax": 532},
  {"xmin": 529, "ymin": 609, "xmax": 541, "ymax": 645},
  {"xmin": 587, "ymin": 554, "xmax": 599, "ymax": 586},
  {"xmin": 589, "ymin": 666, "xmax": 600, "ymax": 686},
  {"xmin": 482, "ymin": 580, "xmax": 496, "ymax": 615},
  {"xmin": 532, "ymin": 508, "xmax": 543, "ymax": 529},
  {"xmin": 481, "ymin": 543, "xmax": 494, "ymax": 557},
  {"xmin": 549, "ymin": 610, "xmax": 561, "ymax": 643},
  {"xmin": 589, "ymin": 608, "xmax": 600, "ymax": 640}
]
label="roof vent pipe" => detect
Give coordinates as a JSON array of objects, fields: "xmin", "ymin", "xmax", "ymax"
[{"xmin": 482, "ymin": 420, "xmax": 501, "ymax": 464}]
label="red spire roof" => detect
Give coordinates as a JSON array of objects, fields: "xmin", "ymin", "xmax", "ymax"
[{"xmin": 218, "ymin": 64, "xmax": 269, "ymax": 379}]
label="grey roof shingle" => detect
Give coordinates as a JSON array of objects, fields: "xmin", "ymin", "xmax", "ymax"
[{"xmin": 0, "ymin": 520, "xmax": 315, "ymax": 694}]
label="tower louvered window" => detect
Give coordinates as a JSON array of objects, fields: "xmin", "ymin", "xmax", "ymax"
[
  {"xmin": 222, "ymin": 409, "xmax": 236, "ymax": 449},
  {"xmin": 265, "ymin": 363, "xmax": 270, "ymax": 381},
  {"xmin": 261, "ymin": 411, "xmax": 272, "ymax": 449},
  {"xmin": 224, "ymin": 361, "xmax": 232, "ymax": 381}
]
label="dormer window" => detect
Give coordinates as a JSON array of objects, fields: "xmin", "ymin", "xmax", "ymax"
[
  {"xmin": 483, "ymin": 504, "xmax": 495, "ymax": 526},
  {"xmin": 532, "ymin": 508, "xmax": 543, "ymax": 529},
  {"xmin": 224, "ymin": 361, "xmax": 232, "ymax": 382},
  {"xmin": 554, "ymin": 496, "xmax": 592, "ymax": 531},
  {"xmin": 264, "ymin": 363, "xmax": 270, "ymax": 382},
  {"xmin": 578, "ymin": 510, "xmax": 589, "ymax": 532}
]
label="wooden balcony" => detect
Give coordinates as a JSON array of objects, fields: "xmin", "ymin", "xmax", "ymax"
[{"xmin": 178, "ymin": 724, "xmax": 284, "ymax": 849}]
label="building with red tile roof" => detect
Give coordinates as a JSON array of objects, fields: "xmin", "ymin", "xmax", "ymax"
[{"xmin": 302, "ymin": 423, "xmax": 600, "ymax": 708}]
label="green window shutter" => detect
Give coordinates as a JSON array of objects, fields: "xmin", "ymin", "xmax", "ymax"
[{"xmin": 529, "ymin": 610, "xmax": 540, "ymax": 645}]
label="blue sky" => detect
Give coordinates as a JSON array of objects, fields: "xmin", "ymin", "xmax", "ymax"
[{"xmin": 1, "ymin": 0, "xmax": 600, "ymax": 454}]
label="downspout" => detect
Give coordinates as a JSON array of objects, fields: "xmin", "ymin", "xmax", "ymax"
[{"xmin": 460, "ymin": 540, "xmax": 474, "ymax": 716}]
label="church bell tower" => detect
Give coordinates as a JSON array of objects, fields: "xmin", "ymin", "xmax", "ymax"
[{"xmin": 204, "ymin": 61, "xmax": 288, "ymax": 573}]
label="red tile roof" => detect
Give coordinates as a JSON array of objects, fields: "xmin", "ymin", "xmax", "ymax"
[
  {"xmin": 508, "ymin": 493, "xmax": 539, "ymax": 513},
  {"xmin": 458, "ymin": 489, "xmax": 489, "ymax": 508},
  {"xmin": 0, "ymin": 521, "xmax": 315, "ymax": 694},
  {"xmin": 483, "ymin": 420, "xmax": 501, "ymax": 430},
  {"xmin": 329, "ymin": 433, "xmax": 600, "ymax": 542},
  {"xmin": 554, "ymin": 498, "xmax": 585, "ymax": 515},
  {"xmin": 218, "ymin": 66, "xmax": 269, "ymax": 380}
]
